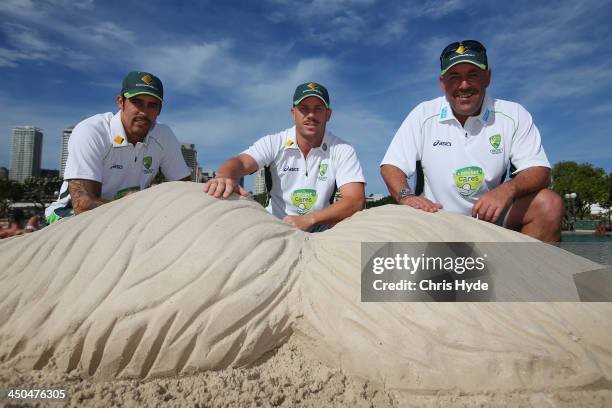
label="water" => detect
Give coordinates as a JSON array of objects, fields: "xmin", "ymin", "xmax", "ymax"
[
  {"xmin": 557, "ymin": 233, "xmax": 612, "ymax": 265},
  {"xmin": 561, "ymin": 233, "xmax": 612, "ymax": 242}
]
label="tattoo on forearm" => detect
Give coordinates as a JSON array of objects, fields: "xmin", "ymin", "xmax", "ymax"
[{"xmin": 68, "ymin": 179, "xmax": 104, "ymax": 214}]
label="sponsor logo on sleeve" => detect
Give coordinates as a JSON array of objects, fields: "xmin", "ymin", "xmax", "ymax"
[
  {"xmin": 453, "ymin": 166, "xmax": 485, "ymax": 198},
  {"xmin": 291, "ymin": 189, "xmax": 318, "ymax": 215}
]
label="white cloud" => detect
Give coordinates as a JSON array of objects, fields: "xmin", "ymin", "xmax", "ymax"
[
  {"xmin": 132, "ymin": 41, "xmax": 238, "ymax": 93},
  {"xmin": 0, "ymin": 0, "xmax": 47, "ymax": 20},
  {"xmin": 414, "ymin": 0, "xmax": 466, "ymax": 18},
  {"xmin": 0, "ymin": 23, "xmax": 62, "ymax": 64},
  {"xmin": 269, "ymin": 0, "xmax": 376, "ymax": 18},
  {"xmin": 86, "ymin": 22, "xmax": 135, "ymax": 44}
]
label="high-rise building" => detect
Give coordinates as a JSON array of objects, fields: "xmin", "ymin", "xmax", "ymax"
[
  {"xmin": 40, "ymin": 169, "xmax": 60, "ymax": 178},
  {"xmin": 60, "ymin": 125, "xmax": 75, "ymax": 178},
  {"xmin": 253, "ymin": 168, "xmax": 266, "ymax": 195},
  {"xmin": 180, "ymin": 143, "xmax": 198, "ymax": 182},
  {"xmin": 10, "ymin": 126, "xmax": 43, "ymax": 183},
  {"xmin": 200, "ymin": 169, "xmax": 215, "ymax": 183}
]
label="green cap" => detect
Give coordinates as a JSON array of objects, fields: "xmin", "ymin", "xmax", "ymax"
[
  {"xmin": 293, "ymin": 82, "xmax": 330, "ymax": 107},
  {"xmin": 121, "ymin": 71, "xmax": 164, "ymax": 102},
  {"xmin": 440, "ymin": 40, "xmax": 488, "ymax": 75}
]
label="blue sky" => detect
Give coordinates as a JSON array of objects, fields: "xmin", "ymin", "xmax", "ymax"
[{"xmin": 1, "ymin": 0, "xmax": 611, "ymax": 194}]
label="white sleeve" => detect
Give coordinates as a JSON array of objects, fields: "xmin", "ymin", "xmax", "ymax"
[
  {"xmin": 380, "ymin": 107, "xmax": 423, "ymax": 178},
  {"xmin": 159, "ymin": 126, "xmax": 191, "ymax": 181},
  {"xmin": 242, "ymin": 133, "xmax": 279, "ymax": 169},
  {"xmin": 333, "ymin": 143, "xmax": 366, "ymax": 188},
  {"xmin": 63, "ymin": 121, "xmax": 107, "ymax": 182},
  {"xmin": 509, "ymin": 105, "xmax": 550, "ymax": 174}
]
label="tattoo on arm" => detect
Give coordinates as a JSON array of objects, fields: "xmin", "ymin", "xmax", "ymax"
[{"xmin": 68, "ymin": 179, "xmax": 106, "ymax": 214}]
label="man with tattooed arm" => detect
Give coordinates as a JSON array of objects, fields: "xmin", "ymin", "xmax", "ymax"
[{"xmin": 45, "ymin": 71, "xmax": 191, "ymax": 223}]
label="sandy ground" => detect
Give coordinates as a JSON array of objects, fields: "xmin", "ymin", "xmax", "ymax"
[
  {"xmin": 2, "ymin": 336, "xmax": 611, "ymax": 408},
  {"xmin": 2, "ymin": 183, "xmax": 612, "ymax": 407}
]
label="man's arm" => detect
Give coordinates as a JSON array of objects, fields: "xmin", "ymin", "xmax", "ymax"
[
  {"xmin": 380, "ymin": 164, "xmax": 442, "ymax": 212},
  {"xmin": 283, "ymin": 182, "xmax": 365, "ymax": 231},
  {"xmin": 472, "ymin": 166, "xmax": 550, "ymax": 223},
  {"xmin": 203, "ymin": 153, "xmax": 258, "ymax": 199},
  {"xmin": 68, "ymin": 179, "xmax": 109, "ymax": 215}
]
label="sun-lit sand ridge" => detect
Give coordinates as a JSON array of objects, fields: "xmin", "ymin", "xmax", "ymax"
[{"xmin": 1, "ymin": 182, "xmax": 611, "ymax": 401}]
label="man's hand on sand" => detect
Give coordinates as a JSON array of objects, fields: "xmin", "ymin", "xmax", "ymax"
[
  {"xmin": 203, "ymin": 177, "xmax": 250, "ymax": 199},
  {"xmin": 399, "ymin": 195, "xmax": 443, "ymax": 213},
  {"xmin": 472, "ymin": 185, "xmax": 513, "ymax": 223},
  {"xmin": 282, "ymin": 214, "xmax": 316, "ymax": 231}
]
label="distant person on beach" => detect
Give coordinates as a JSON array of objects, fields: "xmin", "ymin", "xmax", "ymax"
[
  {"xmin": 595, "ymin": 221, "xmax": 607, "ymax": 237},
  {"xmin": 204, "ymin": 82, "xmax": 365, "ymax": 232},
  {"xmin": 0, "ymin": 210, "xmax": 38, "ymax": 239},
  {"xmin": 380, "ymin": 40, "xmax": 563, "ymax": 242},
  {"xmin": 45, "ymin": 71, "xmax": 191, "ymax": 224}
]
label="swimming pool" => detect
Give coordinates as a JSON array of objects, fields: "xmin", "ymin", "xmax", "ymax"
[
  {"xmin": 557, "ymin": 233, "xmax": 612, "ymax": 265},
  {"xmin": 561, "ymin": 232, "xmax": 612, "ymax": 242}
]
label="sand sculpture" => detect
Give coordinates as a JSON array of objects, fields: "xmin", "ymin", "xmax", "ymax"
[{"xmin": 1, "ymin": 182, "xmax": 611, "ymax": 397}]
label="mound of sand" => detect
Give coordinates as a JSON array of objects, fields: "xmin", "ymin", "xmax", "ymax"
[{"xmin": 1, "ymin": 182, "xmax": 611, "ymax": 406}]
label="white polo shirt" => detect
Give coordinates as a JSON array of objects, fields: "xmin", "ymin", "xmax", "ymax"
[
  {"xmin": 46, "ymin": 112, "xmax": 190, "ymax": 219},
  {"xmin": 243, "ymin": 126, "xmax": 365, "ymax": 219},
  {"xmin": 381, "ymin": 96, "xmax": 550, "ymax": 215}
]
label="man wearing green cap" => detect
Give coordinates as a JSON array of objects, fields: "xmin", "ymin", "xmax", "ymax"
[
  {"xmin": 204, "ymin": 82, "xmax": 366, "ymax": 232},
  {"xmin": 45, "ymin": 71, "xmax": 191, "ymax": 223},
  {"xmin": 380, "ymin": 40, "xmax": 563, "ymax": 241}
]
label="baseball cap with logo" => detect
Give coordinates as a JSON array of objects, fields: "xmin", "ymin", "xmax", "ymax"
[
  {"xmin": 121, "ymin": 71, "xmax": 164, "ymax": 102},
  {"xmin": 440, "ymin": 40, "xmax": 488, "ymax": 75},
  {"xmin": 293, "ymin": 82, "xmax": 330, "ymax": 108}
]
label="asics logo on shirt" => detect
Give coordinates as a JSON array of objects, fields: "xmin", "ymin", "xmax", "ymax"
[
  {"xmin": 282, "ymin": 166, "xmax": 300, "ymax": 172},
  {"xmin": 433, "ymin": 140, "xmax": 452, "ymax": 147},
  {"xmin": 110, "ymin": 164, "xmax": 124, "ymax": 169}
]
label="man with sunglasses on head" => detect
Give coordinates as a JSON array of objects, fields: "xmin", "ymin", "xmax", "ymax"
[
  {"xmin": 204, "ymin": 82, "xmax": 365, "ymax": 232},
  {"xmin": 380, "ymin": 40, "xmax": 563, "ymax": 241},
  {"xmin": 45, "ymin": 71, "xmax": 191, "ymax": 224}
]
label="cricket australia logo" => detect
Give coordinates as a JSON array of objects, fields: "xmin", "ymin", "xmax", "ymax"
[
  {"xmin": 318, "ymin": 163, "xmax": 329, "ymax": 181},
  {"xmin": 489, "ymin": 134, "xmax": 503, "ymax": 154},
  {"xmin": 319, "ymin": 164, "xmax": 328, "ymax": 177},
  {"xmin": 142, "ymin": 156, "xmax": 153, "ymax": 173}
]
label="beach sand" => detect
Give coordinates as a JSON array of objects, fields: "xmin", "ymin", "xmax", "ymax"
[{"xmin": 1, "ymin": 182, "xmax": 611, "ymax": 407}]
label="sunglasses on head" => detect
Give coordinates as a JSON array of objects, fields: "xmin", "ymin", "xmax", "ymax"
[{"xmin": 440, "ymin": 40, "xmax": 487, "ymax": 61}]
